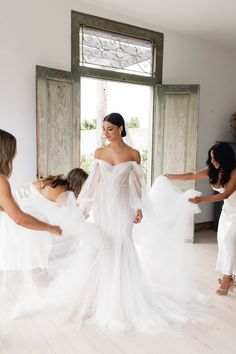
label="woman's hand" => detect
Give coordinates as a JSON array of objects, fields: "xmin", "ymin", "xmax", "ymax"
[
  {"xmin": 48, "ymin": 225, "xmax": 62, "ymax": 236},
  {"xmin": 134, "ymin": 209, "xmax": 143, "ymax": 224},
  {"xmin": 164, "ymin": 174, "xmax": 173, "ymax": 179},
  {"xmin": 188, "ymin": 196, "xmax": 201, "ymax": 204},
  {"xmin": 82, "ymin": 208, "xmax": 89, "ymax": 219}
]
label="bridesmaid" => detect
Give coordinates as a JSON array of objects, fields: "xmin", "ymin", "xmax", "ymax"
[
  {"xmin": 166, "ymin": 142, "xmax": 236, "ymax": 295},
  {"xmin": 0, "ymin": 165, "xmax": 88, "ymax": 271},
  {"xmin": 0, "ymin": 129, "xmax": 61, "ymax": 234},
  {"xmin": 31, "ymin": 167, "xmax": 88, "ymax": 201}
]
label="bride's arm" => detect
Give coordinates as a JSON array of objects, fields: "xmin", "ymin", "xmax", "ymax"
[
  {"xmin": 130, "ymin": 150, "xmax": 143, "ymax": 224},
  {"xmin": 134, "ymin": 209, "xmax": 143, "ymax": 224}
]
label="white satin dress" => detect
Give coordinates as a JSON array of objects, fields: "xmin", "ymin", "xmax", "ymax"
[{"xmin": 213, "ymin": 186, "xmax": 236, "ymax": 276}]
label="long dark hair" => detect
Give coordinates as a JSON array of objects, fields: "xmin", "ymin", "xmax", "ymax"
[
  {"xmin": 0, "ymin": 129, "xmax": 17, "ymax": 178},
  {"xmin": 206, "ymin": 142, "xmax": 236, "ymax": 186},
  {"xmin": 67, "ymin": 168, "xmax": 88, "ymax": 198},
  {"xmin": 103, "ymin": 113, "xmax": 127, "ymax": 137},
  {"xmin": 40, "ymin": 168, "xmax": 88, "ymax": 198}
]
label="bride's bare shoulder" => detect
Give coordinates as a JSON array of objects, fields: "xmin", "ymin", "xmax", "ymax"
[
  {"xmin": 94, "ymin": 147, "xmax": 107, "ymax": 159},
  {"xmin": 130, "ymin": 148, "xmax": 141, "ymax": 164}
]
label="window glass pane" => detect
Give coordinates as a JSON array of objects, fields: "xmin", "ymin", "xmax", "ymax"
[
  {"xmin": 80, "ymin": 77, "xmax": 152, "ymax": 184},
  {"xmin": 80, "ymin": 26, "xmax": 153, "ymax": 77}
]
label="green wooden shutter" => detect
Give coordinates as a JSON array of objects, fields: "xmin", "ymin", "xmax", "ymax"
[
  {"xmin": 152, "ymin": 84, "xmax": 200, "ymax": 191},
  {"xmin": 36, "ymin": 66, "xmax": 80, "ymax": 177}
]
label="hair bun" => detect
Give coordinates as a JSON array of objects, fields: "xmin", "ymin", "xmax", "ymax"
[
  {"xmin": 103, "ymin": 113, "xmax": 126, "ymax": 138},
  {"xmin": 121, "ymin": 128, "xmax": 126, "ymax": 137}
]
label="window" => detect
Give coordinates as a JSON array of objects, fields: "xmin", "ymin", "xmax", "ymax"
[
  {"xmin": 72, "ymin": 11, "xmax": 163, "ymax": 85},
  {"xmin": 80, "ymin": 25, "xmax": 153, "ymax": 77}
]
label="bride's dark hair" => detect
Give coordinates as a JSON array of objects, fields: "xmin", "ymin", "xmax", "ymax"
[
  {"xmin": 103, "ymin": 113, "xmax": 126, "ymax": 137},
  {"xmin": 206, "ymin": 142, "xmax": 236, "ymax": 186}
]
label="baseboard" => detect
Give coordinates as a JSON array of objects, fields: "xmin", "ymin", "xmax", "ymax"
[{"xmin": 194, "ymin": 221, "xmax": 214, "ymax": 231}]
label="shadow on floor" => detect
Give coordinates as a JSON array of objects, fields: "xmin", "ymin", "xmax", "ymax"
[{"xmin": 194, "ymin": 229, "xmax": 217, "ymax": 244}]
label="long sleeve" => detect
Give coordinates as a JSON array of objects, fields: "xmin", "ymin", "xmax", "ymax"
[
  {"xmin": 129, "ymin": 162, "xmax": 145, "ymax": 209},
  {"xmin": 77, "ymin": 161, "xmax": 100, "ymax": 215}
]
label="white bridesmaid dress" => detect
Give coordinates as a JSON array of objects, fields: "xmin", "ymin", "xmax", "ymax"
[
  {"xmin": 0, "ymin": 183, "xmax": 54, "ymax": 270},
  {"xmin": 213, "ymin": 186, "xmax": 236, "ymax": 276}
]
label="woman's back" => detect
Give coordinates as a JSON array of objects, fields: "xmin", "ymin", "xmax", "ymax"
[{"xmin": 33, "ymin": 181, "xmax": 66, "ymax": 202}]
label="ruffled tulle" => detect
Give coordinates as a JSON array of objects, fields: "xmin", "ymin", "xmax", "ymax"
[
  {"xmin": 0, "ymin": 161, "xmax": 214, "ymax": 333},
  {"xmin": 0, "ymin": 184, "xmax": 54, "ymax": 270}
]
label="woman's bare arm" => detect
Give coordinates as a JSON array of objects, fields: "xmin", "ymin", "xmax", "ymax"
[
  {"xmin": 0, "ymin": 175, "xmax": 61, "ymax": 235},
  {"xmin": 189, "ymin": 169, "xmax": 236, "ymax": 204},
  {"xmin": 165, "ymin": 167, "xmax": 209, "ymax": 181}
]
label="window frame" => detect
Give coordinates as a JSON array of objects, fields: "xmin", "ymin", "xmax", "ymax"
[{"xmin": 71, "ymin": 11, "xmax": 163, "ymax": 85}]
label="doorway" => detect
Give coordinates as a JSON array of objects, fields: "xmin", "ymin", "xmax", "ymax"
[{"xmin": 80, "ymin": 77, "xmax": 153, "ymax": 183}]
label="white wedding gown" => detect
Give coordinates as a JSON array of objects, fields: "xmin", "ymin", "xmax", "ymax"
[{"xmin": 0, "ymin": 160, "xmax": 213, "ymax": 333}]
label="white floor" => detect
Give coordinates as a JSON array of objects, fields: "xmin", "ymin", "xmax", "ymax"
[{"xmin": 0, "ymin": 229, "xmax": 235, "ymax": 354}]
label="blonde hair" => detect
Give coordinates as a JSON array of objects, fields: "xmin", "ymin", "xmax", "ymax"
[{"xmin": 0, "ymin": 129, "xmax": 17, "ymax": 178}]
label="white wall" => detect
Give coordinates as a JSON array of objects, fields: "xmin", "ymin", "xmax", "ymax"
[
  {"xmin": 163, "ymin": 31, "xmax": 236, "ymax": 222},
  {"xmin": 0, "ymin": 0, "xmax": 236, "ymax": 221}
]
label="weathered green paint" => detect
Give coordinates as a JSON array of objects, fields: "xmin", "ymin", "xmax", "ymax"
[
  {"xmin": 36, "ymin": 66, "xmax": 80, "ymax": 177},
  {"xmin": 152, "ymin": 84, "xmax": 200, "ymax": 190}
]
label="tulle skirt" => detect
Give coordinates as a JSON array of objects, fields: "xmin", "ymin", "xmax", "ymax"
[
  {"xmin": 0, "ymin": 186, "xmax": 54, "ymax": 270},
  {"xmin": 0, "ymin": 176, "xmax": 214, "ymax": 333}
]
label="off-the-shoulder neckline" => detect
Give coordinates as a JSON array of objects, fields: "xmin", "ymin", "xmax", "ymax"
[{"xmin": 94, "ymin": 159, "xmax": 139, "ymax": 167}]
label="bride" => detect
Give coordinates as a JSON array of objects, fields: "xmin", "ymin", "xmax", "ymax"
[{"xmin": 6, "ymin": 114, "xmax": 213, "ymax": 333}]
